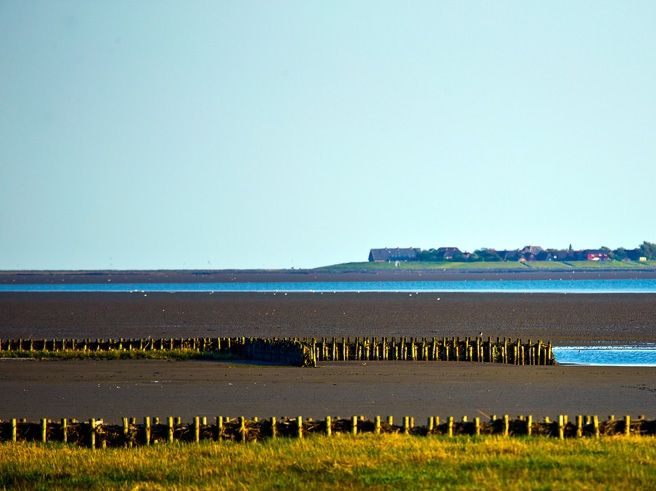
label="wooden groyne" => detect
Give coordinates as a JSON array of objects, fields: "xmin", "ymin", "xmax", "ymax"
[
  {"xmin": 0, "ymin": 414, "xmax": 652, "ymax": 447},
  {"xmin": 306, "ymin": 336, "xmax": 554, "ymax": 365},
  {"xmin": 0, "ymin": 337, "xmax": 310, "ymax": 366},
  {"xmin": 0, "ymin": 336, "xmax": 555, "ymax": 367}
]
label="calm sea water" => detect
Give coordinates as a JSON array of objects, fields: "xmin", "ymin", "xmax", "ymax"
[
  {"xmin": 1, "ymin": 278, "xmax": 656, "ymax": 293},
  {"xmin": 553, "ymin": 346, "xmax": 656, "ymax": 367}
]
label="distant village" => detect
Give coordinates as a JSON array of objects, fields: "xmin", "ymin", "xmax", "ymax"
[{"xmin": 369, "ymin": 242, "xmax": 656, "ymax": 263}]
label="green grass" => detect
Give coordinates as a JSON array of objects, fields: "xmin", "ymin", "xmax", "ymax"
[
  {"xmin": 317, "ymin": 260, "xmax": 654, "ymax": 272},
  {"xmin": 438, "ymin": 261, "xmax": 528, "ymax": 270},
  {"xmin": 314, "ymin": 261, "xmax": 448, "ymax": 270},
  {"xmin": 522, "ymin": 261, "xmax": 572, "ymax": 269},
  {"xmin": 1, "ymin": 436, "xmax": 655, "ymax": 490},
  {"xmin": 0, "ymin": 349, "xmax": 235, "ymax": 361},
  {"xmin": 563, "ymin": 260, "xmax": 645, "ymax": 269},
  {"xmin": 316, "ymin": 261, "xmax": 529, "ymax": 271}
]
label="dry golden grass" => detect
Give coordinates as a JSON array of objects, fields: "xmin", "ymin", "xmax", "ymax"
[{"xmin": 1, "ymin": 435, "xmax": 656, "ymax": 490}]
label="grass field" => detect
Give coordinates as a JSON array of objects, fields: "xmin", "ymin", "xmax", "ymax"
[
  {"xmin": 1, "ymin": 435, "xmax": 655, "ymax": 490},
  {"xmin": 563, "ymin": 260, "xmax": 646, "ymax": 269},
  {"xmin": 317, "ymin": 260, "xmax": 654, "ymax": 272},
  {"xmin": 520, "ymin": 261, "xmax": 571, "ymax": 269},
  {"xmin": 315, "ymin": 261, "xmax": 530, "ymax": 271}
]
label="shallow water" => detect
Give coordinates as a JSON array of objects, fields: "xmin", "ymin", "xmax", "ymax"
[
  {"xmin": 553, "ymin": 346, "xmax": 656, "ymax": 366},
  {"xmin": 2, "ymin": 278, "xmax": 656, "ymax": 293}
]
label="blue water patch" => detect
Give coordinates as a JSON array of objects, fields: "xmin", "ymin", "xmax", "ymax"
[
  {"xmin": 553, "ymin": 346, "xmax": 656, "ymax": 367},
  {"xmin": 1, "ymin": 279, "xmax": 656, "ymax": 293}
]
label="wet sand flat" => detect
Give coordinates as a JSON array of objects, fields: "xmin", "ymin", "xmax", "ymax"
[
  {"xmin": 1, "ymin": 291, "xmax": 655, "ymax": 420},
  {"xmin": 1, "ymin": 292, "xmax": 655, "ymax": 345},
  {"xmin": 0, "ymin": 359, "xmax": 654, "ymax": 422}
]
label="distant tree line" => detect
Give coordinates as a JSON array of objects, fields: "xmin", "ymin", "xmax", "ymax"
[{"xmin": 416, "ymin": 242, "xmax": 656, "ymax": 262}]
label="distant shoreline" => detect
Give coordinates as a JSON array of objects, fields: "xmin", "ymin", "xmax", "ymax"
[{"xmin": 1, "ymin": 267, "xmax": 656, "ymax": 283}]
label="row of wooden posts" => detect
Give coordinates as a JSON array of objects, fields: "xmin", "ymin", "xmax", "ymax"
[
  {"xmin": 305, "ymin": 336, "xmax": 554, "ymax": 366},
  {"xmin": 0, "ymin": 414, "xmax": 652, "ymax": 448},
  {"xmin": 0, "ymin": 336, "xmax": 555, "ymax": 367}
]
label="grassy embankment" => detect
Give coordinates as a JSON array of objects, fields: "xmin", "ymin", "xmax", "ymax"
[
  {"xmin": 1, "ymin": 435, "xmax": 655, "ymax": 490},
  {"xmin": 317, "ymin": 260, "xmax": 655, "ymax": 272},
  {"xmin": 0, "ymin": 349, "xmax": 234, "ymax": 361}
]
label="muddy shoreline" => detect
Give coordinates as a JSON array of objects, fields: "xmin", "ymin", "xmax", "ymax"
[
  {"xmin": 1, "ymin": 292, "xmax": 655, "ymax": 345},
  {"xmin": 1, "ymin": 359, "xmax": 654, "ymax": 422},
  {"xmin": 1, "ymin": 291, "xmax": 654, "ymax": 420}
]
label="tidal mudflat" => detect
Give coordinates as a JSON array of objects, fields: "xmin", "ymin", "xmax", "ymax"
[{"xmin": 1, "ymin": 289, "xmax": 655, "ymax": 420}]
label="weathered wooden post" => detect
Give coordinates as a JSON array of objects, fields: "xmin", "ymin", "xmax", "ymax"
[
  {"xmin": 558, "ymin": 415, "xmax": 565, "ymax": 440},
  {"xmin": 122, "ymin": 417, "xmax": 130, "ymax": 446},
  {"xmin": 89, "ymin": 418, "xmax": 97, "ymax": 449},
  {"xmin": 474, "ymin": 417, "xmax": 481, "ymax": 436},
  {"xmin": 239, "ymin": 416, "xmax": 246, "ymax": 443},
  {"xmin": 61, "ymin": 418, "xmax": 68, "ymax": 444},
  {"xmin": 387, "ymin": 415, "xmax": 394, "ymax": 427},
  {"xmin": 325, "ymin": 416, "xmax": 331, "ymax": 437},
  {"xmin": 576, "ymin": 415, "xmax": 583, "ymax": 438},
  {"xmin": 503, "ymin": 415, "xmax": 509, "ymax": 437},
  {"xmin": 167, "ymin": 416, "xmax": 174, "ymax": 444},
  {"xmin": 374, "ymin": 416, "xmax": 381, "ymax": 435},
  {"xmin": 41, "ymin": 418, "xmax": 47, "ymax": 443},
  {"xmin": 216, "ymin": 416, "xmax": 224, "ymax": 442},
  {"xmin": 11, "ymin": 418, "xmax": 17, "ymax": 442},
  {"xmin": 193, "ymin": 416, "xmax": 200, "ymax": 444},
  {"xmin": 527, "ymin": 415, "xmax": 533, "ymax": 436},
  {"xmin": 447, "ymin": 416, "xmax": 454, "ymax": 437},
  {"xmin": 593, "ymin": 415, "xmax": 600, "ymax": 438},
  {"xmin": 428, "ymin": 416, "xmax": 434, "ymax": 433},
  {"xmin": 352, "ymin": 416, "xmax": 358, "ymax": 436},
  {"xmin": 403, "ymin": 416, "xmax": 410, "ymax": 435},
  {"xmin": 144, "ymin": 416, "xmax": 151, "ymax": 446},
  {"xmin": 624, "ymin": 415, "xmax": 631, "ymax": 436},
  {"xmin": 297, "ymin": 416, "xmax": 303, "ymax": 439}
]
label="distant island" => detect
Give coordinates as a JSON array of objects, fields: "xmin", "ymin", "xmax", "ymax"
[
  {"xmin": 367, "ymin": 241, "xmax": 656, "ymax": 264},
  {"xmin": 1, "ymin": 242, "xmax": 655, "ymax": 285}
]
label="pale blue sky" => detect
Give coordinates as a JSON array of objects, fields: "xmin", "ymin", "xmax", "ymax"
[{"xmin": 1, "ymin": 1, "xmax": 655, "ymax": 269}]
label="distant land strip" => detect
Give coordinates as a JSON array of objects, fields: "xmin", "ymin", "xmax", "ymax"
[{"xmin": 2, "ymin": 265, "xmax": 656, "ymax": 284}]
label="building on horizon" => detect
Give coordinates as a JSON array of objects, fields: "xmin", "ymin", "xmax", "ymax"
[
  {"xmin": 368, "ymin": 248, "xmax": 420, "ymax": 262},
  {"xmin": 435, "ymin": 247, "xmax": 462, "ymax": 260}
]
